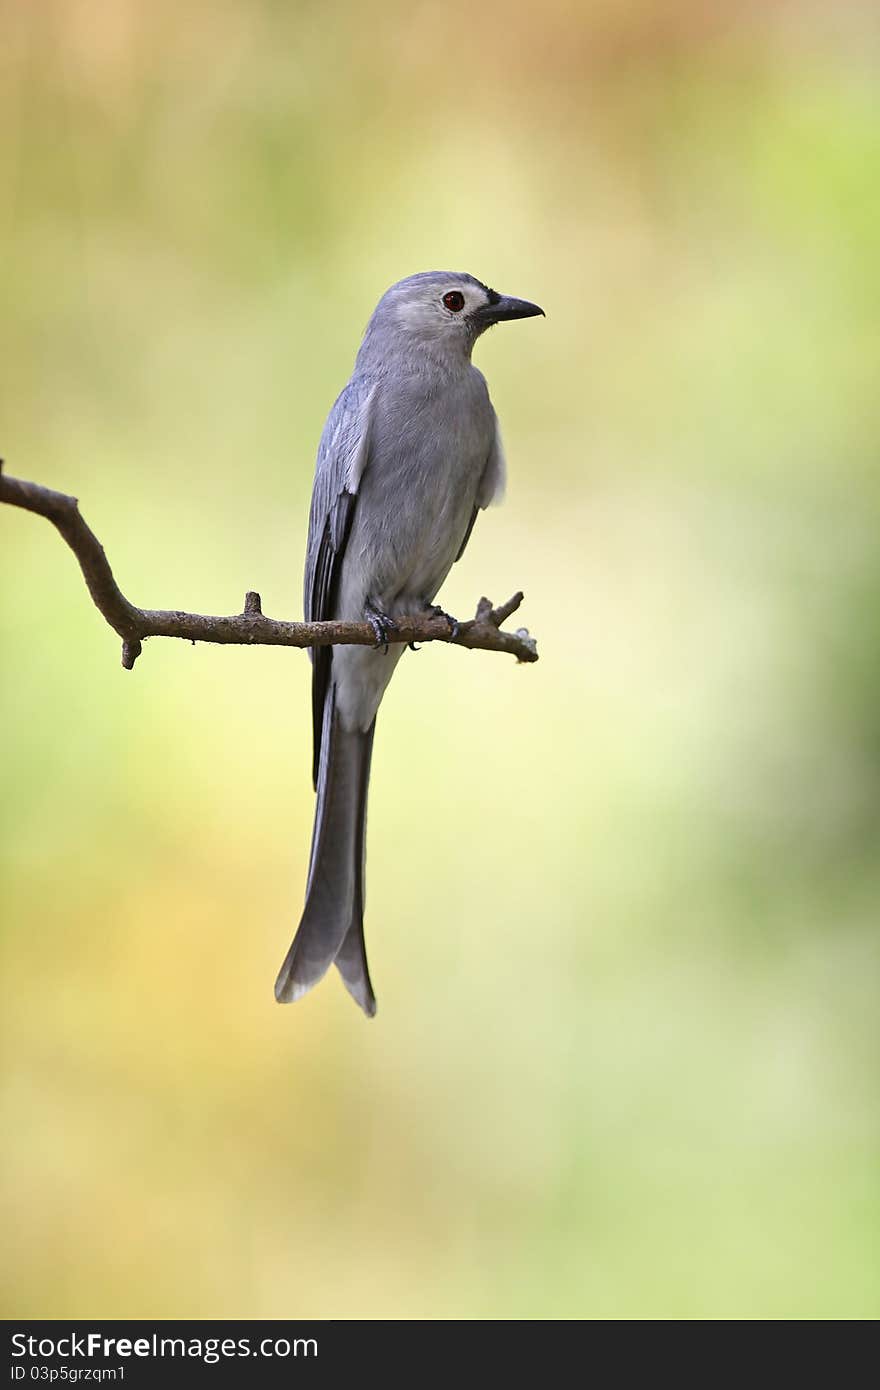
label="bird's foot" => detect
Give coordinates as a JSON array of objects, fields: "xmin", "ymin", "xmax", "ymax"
[
  {"xmin": 426, "ymin": 605, "xmax": 460, "ymax": 641},
  {"xmin": 364, "ymin": 602, "xmax": 397, "ymax": 653}
]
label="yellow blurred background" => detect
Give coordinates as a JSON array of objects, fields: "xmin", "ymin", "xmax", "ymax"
[{"xmin": 2, "ymin": 0, "xmax": 879, "ymax": 1319}]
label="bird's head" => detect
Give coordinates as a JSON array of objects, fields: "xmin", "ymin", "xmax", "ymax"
[{"xmin": 362, "ymin": 271, "xmax": 544, "ymax": 363}]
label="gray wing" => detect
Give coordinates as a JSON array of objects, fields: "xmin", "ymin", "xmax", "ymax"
[
  {"xmin": 456, "ymin": 407, "xmax": 506, "ymax": 563},
  {"xmin": 305, "ymin": 375, "xmax": 378, "ymax": 787}
]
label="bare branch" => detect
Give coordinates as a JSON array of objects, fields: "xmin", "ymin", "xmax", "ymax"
[{"xmin": 0, "ymin": 463, "xmax": 539, "ymax": 668}]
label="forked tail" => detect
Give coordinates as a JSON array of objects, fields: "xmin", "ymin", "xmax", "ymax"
[{"xmin": 274, "ymin": 687, "xmax": 377, "ymax": 1015}]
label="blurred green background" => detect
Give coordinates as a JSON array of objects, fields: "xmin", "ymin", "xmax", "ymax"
[{"xmin": 2, "ymin": 0, "xmax": 879, "ymax": 1319}]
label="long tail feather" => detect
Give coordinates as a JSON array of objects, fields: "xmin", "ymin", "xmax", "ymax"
[{"xmin": 275, "ymin": 687, "xmax": 376, "ymax": 1013}]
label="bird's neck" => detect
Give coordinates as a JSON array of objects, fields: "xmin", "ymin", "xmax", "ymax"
[{"xmin": 356, "ymin": 330, "xmax": 473, "ymax": 381}]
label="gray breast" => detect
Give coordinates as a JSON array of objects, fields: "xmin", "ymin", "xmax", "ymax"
[{"xmin": 343, "ymin": 367, "xmax": 493, "ymax": 611}]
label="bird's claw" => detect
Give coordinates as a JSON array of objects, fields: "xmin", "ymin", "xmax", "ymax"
[{"xmin": 365, "ymin": 605, "xmax": 396, "ymax": 653}]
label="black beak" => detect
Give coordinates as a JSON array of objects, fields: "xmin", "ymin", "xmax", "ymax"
[{"xmin": 482, "ymin": 292, "xmax": 545, "ymax": 325}]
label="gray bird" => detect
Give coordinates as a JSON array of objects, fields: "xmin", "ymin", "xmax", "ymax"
[{"xmin": 274, "ymin": 271, "xmax": 543, "ymax": 1015}]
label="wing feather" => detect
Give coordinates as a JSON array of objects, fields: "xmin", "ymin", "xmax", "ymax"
[{"xmin": 304, "ymin": 377, "xmax": 378, "ymax": 787}]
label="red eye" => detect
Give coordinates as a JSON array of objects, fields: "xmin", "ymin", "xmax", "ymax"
[{"xmin": 443, "ymin": 291, "xmax": 465, "ymax": 312}]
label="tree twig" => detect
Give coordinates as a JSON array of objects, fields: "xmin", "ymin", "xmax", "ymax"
[{"xmin": 0, "ymin": 462, "xmax": 539, "ymax": 668}]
